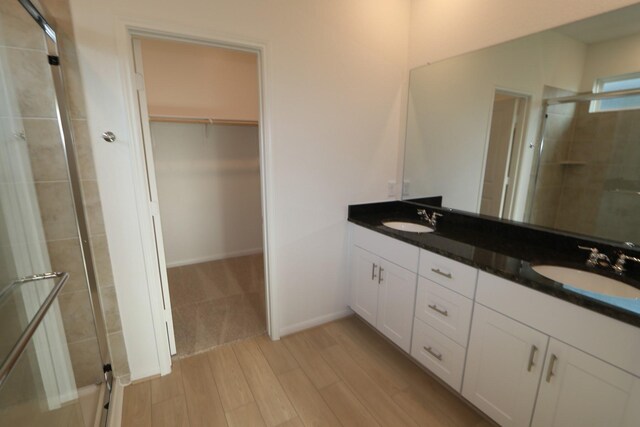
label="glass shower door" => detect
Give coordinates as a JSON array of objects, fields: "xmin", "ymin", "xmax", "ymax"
[{"xmin": 0, "ymin": 1, "xmax": 107, "ymax": 425}]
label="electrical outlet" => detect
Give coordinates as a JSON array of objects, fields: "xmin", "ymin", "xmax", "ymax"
[
  {"xmin": 402, "ymin": 179, "xmax": 410, "ymax": 197},
  {"xmin": 387, "ymin": 180, "xmax": 396, "ymax": 197}
]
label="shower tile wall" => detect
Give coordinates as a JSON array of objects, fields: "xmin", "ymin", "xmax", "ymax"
[
  {"xmin": 1, "ymin": 0, "xmax": 129, "ymax": 384},
  {"xmin": 43, "ymin": 0, "xmax": 130, "ymax": 379},
  {"xmin": 591, "ymin": 108, "xmax": 640, "ymax": 243},
  {"xmin": 531, "ymin": 86, "xmax": 640, "ymax": 243}
]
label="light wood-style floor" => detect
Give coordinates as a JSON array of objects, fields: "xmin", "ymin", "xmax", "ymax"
[{"xmin": 122, "ymin": 316, "xmax": 492, "ymax": 427}]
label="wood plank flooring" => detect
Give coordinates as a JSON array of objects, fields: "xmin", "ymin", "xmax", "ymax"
[{"xmin": 122, "ymin": 316, "xmax": 493, "ymax": 427}]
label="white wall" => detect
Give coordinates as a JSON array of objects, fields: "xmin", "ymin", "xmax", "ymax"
[
  {"xmin": 580, "ymin": 32, "xmax": 640, "ymax": 91},
  {"xmin": 140, "ymin": 38, "xmax": 259, "ymax": 121},
  {"xmin": 404, "ymin": 31, "xmax": 587, "ymax": 213},
  {"xmin": 152, "ymin": 122, "xmax": 263, "ymax": 267},
  {"xmin": 409, "ymin": 0, "xmax": 640, "ymax": 68},
  {"xmin": 68, "ymin": 0, "xmax": 410, "ymax": 379}
]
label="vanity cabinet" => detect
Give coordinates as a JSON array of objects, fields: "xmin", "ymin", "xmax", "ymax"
[
  {"xmin": 532, "ymin": 339, "xmax": 640, "ymax": 427},
  {"xmin": 350, "ymin": 226, "xmax": 419, "ymax": 352},
  {"xmin": 464, "ymin": 303, "xmax": 640, "ymax": 427},
  {"xmin": 463, "ymin": 304, "xmax": 548, "ymax": 426},
  {"xmin": 471, "ymin": 271, "xmax": 640, "ymax": 427},
  {"xmin": 411, "ymin": 250, "xmax": 477, "ymax": 391}
]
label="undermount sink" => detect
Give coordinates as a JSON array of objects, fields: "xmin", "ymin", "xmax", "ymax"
[
  {"xmin": 532, "ymin": 265, "xmax": 640, "ymax": 299},
  {"xmin": 382, "ymin": 221, "xmax": 434, "ymax": 233}
]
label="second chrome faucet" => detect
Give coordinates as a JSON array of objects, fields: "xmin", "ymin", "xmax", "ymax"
[{"xmin": 578, "ymin": 245, "xmax": 640, "ymax": 274}]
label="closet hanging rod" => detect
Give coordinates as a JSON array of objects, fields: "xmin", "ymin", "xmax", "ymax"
[{"xmin": 148, "ymin": 115, "xmax": 258, "ymax": 126}]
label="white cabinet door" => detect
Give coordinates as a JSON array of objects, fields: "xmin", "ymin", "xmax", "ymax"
[
  {"xmin": 376, "ymin": 261, "xmax": 417, "ymax": 352},
  {"xmin": 532, "ymin": 339, "xmax": 640, "ymax": 427},
  {"xmin": 350, "ymin": 246, "xmax": 380, "ymax": 326},
  {"xmin": 463, "ymin": 304, "xmax": 548, "ymax": 427}
]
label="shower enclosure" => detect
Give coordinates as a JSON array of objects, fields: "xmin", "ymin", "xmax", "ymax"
[
  {"xmin": 0, "ymin": 0, "xmax": 112, "ymax": 426},
  {"xmin": 529, "ymin": 86, "xmax": 640, "ymax": 244}
]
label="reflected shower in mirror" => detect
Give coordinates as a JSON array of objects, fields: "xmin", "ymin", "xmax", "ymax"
[{"xmin": 403, "ymin": 3, "xmax": 640, "ymax": 245}]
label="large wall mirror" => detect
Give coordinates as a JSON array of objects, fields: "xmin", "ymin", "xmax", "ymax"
[{"xmin": 403, "ymin": 3, "xmax": 640, "ymax": 245}]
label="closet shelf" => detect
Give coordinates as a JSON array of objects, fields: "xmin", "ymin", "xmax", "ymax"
[{"xmin": 149, "ymin": 115, "xmax": 258, "ymax": 126}]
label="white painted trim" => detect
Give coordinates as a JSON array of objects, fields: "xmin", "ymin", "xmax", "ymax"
[
  {"xmin": 107, "ymin": 378, "xmax": 124, "ymax": 427},
  {"xmin": 166, "ymin": 248, "xmax": 263, "ymax": 268},
  {"xmin": 114, "ymin": 18, "xmax": 277, "ymax": 379},
  {"xmin": 279, "ymin": 309, "xmax": 353, "ymax": 337},
  {"xmin": 115, "ymin": 23, "xmax": 172, "ymax": 378},
  {"xmin": 131, "ymin": 37, "xmax": 177, "ymax": 356}
]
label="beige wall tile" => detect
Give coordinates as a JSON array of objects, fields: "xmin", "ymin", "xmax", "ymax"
[
  {"xmin": 0, "ymin": 1, "xmax": 45, "ymax": 50},
  {"xmin": 58, "ymin": 289, "xmax": 98, "ymax": 342},
  {"xmin": 81, "ymin": 180, "xmax": 106, "ymax": 236},
  {"xmin": 5, "ymin": 48, "xmax": 57, "ymax": 118},
  {"xmin": 99, "ymin": 286, "xmax": 122, "ymax": 333},
  {"xmin": 68, "ymin": 337, "xmax": 104, "ymax": 388},
  {"xmin": 72, "ymin": 120, "xmax": 96, "ymax": 180},
  {"xmin": 23, "ymin": 118, "xmax": 68, "ymax": 182},
  {"xmin": 47, "ymin": 238, "xmax": 88, "ymax": 294},
  {"xmin": 108, "ymin": 331, "xmax": 130, "ymax": 377},
  {"xmin": 90, "ymin": 234, "xmax": 114, "ymax": 287},
  {"xmin": 35, "ymin": 182, "xmax": 78, "ymax": 241}
]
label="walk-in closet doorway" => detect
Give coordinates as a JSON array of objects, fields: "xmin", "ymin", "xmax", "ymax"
[{"xmin": 128, "ymin": 33, "xmax": 272, "ymax": 361}]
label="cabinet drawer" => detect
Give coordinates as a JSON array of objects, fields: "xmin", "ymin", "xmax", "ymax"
[
  {"xmin": 411, "ymin": 319, "xmax": 466, "ymax": 392},
  {"xmin": 419, "ymin": 250, "xmax": 478, "ymax": 298},
  {"xmin": 415, "ymin": 277, "xmax": 473, "ymax": 347},
  {"xmin": 353, "ymin": 224, "xmax": 419, "ymax": 271}
]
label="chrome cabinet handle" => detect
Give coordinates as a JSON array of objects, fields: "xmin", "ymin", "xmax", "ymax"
[
  {"xmin": 545, "ymin": 354, "xmax": 558, "ymax": 382},
  {"xmin": 378, "ymin": 266, "xmax": 384, "ymax": 284},
  {"xmin": 527, "ymin": 345, "xmax": 538, "ymax": 372},
  {"xmin": 371, "ymin": 263, "xmax": 377, "ymax": 280},
  {"xmin": 431, "ymin": 268, "xmax": 452, "ymax": 279},
  {"xmin": 428, "ymin": 303, "xmax": 448, "ymax": 316},
  {"xmin": 424, "ymin": 346, "xmax": 443, "ymax": 361}
]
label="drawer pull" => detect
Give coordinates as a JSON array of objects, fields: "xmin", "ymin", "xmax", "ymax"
[
  {"xmin": 545, "ymin": 354, "xmax": 558, "ymax": 382},
  {"xmin": 424, "ymin": 346, "xmax": 443, "ymax": 361},
  {"xmin": 428, "ymin": 303, "xmax": 448, "ymax": 316},
  {"xmin": 431, "ymin": 268, "xmax": 452, "ymax": 279},
  {"xmin": 371, "ymin": 263, "xmax": 377, "ymax": 281},
  {"xmin": 378, "ymin": 267, "xmax": 384, "ymax": 284},
  {"xmin": 527, "ymin": 345, "xmax": 538, "ymax": 372}
]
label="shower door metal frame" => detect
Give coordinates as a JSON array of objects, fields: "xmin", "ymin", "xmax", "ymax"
[{"xmin": 18, "ymin": 0, "xmax": 112, "ymax": 391}]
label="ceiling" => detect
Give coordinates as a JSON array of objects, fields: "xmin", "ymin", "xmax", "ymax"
[{"xmin": 555, "ymin": 3, "xmax": 640, "ymax": 44}]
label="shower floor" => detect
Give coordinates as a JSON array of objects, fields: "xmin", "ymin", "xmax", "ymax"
[{"xmin": 167, "ymin": 253, "xmax": 266, "ymax": 357}]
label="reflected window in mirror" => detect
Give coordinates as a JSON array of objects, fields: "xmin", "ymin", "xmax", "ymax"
[{"xmin": 591, "ymin": 72, "xmax": 640, "ymax": 112}]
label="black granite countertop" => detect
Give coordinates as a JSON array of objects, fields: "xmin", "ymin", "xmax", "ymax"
[{"xmin": 348, "ymin": 201, "xmax": 640, "ymax": 328}]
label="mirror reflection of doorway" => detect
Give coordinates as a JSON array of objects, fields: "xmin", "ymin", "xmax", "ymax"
[{"xmin": 480, "ymin": 91, "xmax": 529, "ymax": 218}]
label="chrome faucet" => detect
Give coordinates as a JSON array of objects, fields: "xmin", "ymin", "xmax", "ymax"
[
  {"xmin": 613, "ymin": 253, "xmax": 640, "ymax": 274},
  {"xmin": 578, "ymin": 246, "xmax": 611, "ymax": 268},
  {"xmin": 417, "ymin": 209, "xmax": 443, "ymax": 229}
]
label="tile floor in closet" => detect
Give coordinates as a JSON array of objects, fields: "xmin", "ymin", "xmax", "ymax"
[
  {"xmin": 121, "ymin": 316, "xmax": 493, "ymax": 427},
  {"xmin": 168, "ymin": 253, "xmax": 266, "ymax": 358}
]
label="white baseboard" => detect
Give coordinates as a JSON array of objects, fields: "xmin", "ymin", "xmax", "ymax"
[
  {"xmin": 166, "ymin": 247, "xmax": 263, "ymax": 268},
  {"xmin": 279, "ymin": 308, "xmax": 353, "ymax": 337},
  {"xmin": 107, "ymin": 378, "xmax": 124, "ymax": 427}
]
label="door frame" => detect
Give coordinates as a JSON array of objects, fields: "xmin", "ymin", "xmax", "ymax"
[
  {"xmin": 478, "ymin": 88, "xmax": 530, "ymax": 219},
  {"xmin": 118, "ymin": 24, "xmax": 276, "ymax": 375}
]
